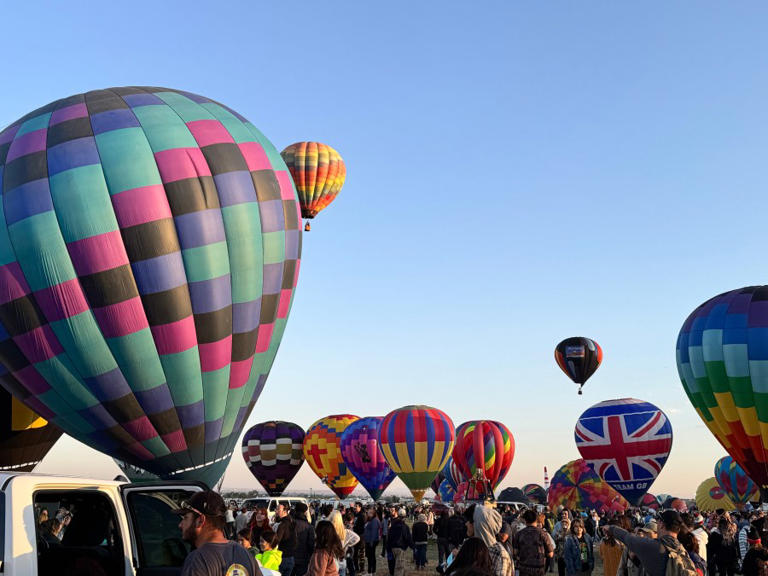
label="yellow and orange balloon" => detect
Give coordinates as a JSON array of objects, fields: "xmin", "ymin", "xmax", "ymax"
[{"xmin": 303, "ymin": 414, "xmax": 360, "ymax": 498}]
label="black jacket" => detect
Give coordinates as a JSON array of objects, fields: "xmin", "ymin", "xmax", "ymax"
[
  {"xmin": 387, "ymin": 519, "xmax": 412, "ymax": 551},
  {"xmin": 293, "ymin": 516, "xmax": 315, "ymax": 565}
]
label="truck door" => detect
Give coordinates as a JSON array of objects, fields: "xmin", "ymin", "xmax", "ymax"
[{"xmin": 119, "ymin": 483, "xmax": 205, "ymax": 576}]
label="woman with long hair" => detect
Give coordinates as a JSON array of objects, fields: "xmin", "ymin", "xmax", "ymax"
[
  {"xmin": 249, "ymin": 507, "xmax": 270, "ymax": 546},
  {"xmin": 445, "ymin": 537, "xmax": 492, "ymax": 576},
  {"xmin": 329, "ymin": 510, "xmax": 360, "ymax": 576},
  {"xmin": 564, "ymin": 519, "xmax": 593, "ymax": 576},
  {"xmin": 307, "ymin": 520, "xmax": 345, "ymax": 576}
]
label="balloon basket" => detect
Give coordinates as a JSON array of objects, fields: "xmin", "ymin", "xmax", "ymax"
[{"xmin": 304, "ymin": 221, "xmax": 311, "ymax": 232}]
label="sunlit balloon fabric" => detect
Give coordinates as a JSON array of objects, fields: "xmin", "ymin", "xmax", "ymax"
[
  {"xmin": 0, "ymin": 386, "xmax": 61, "ymax": 471},
  {"xmin": 242, "ymin": 421, "xmax": 305, "ymax": 496},
  {"xmin": 304, "ymin": 415, "xmax": 360, "ymax": 499},
  {"xmin": 715, "ymin": 455, "xmax": 758, "ymax": 509},
  {"xmin": 340, "ymin": 417, "xmax": 395, "ymax": 501},
  {"xmin": 555, "ymin": 337, "xmax": 602, "ymax": 394},
  {"xmin": 443, "ymin": 456, "xmax": 466, "ymax": 491},
  {"xmin": 696, "ymin": 477, "xmax": 735, "ymax": 512},
  {"xmin": 640, "ymin": 493, "xmax": 659, "ymax": 509},
  {"xmin": 0, "ymin": 87, "xmax": 302, "ymax": 486},
  {"xmin": 676, "ymin": 286, "xmax": 768, "ymax": 490},
  {"xmin": 280, "ymin": 142, "xmax": 345, "ymax": 230},
  {"xmin": 547, "ymin": 459, "xmax": 628, "ymax": 513},
  {"xmin": 575, "ymin": 398, "xmax": 672, "ymax": 506},
  {"xmin": 522, "ymin": 483, "xmax": 547, "ymax": 505},
  {"xmin": 452, "ymin": 420, "xmax": 514, "ymax": 490},
  {"xmin": 379, "ymin": 405, "xmax": 455, "ymax": 501}
]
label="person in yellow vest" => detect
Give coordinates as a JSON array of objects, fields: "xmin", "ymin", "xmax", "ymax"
[{"xmin": 257, "ymin": 532, "xmax": 283, "ymax": 571}]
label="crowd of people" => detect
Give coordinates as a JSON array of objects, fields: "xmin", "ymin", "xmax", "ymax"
[{"xmin": 168, "ymin": 490, "xmax": 768, "ymax": 576}]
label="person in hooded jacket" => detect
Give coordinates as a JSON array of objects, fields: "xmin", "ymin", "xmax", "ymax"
[
  {"xmin": 464, "ymin": 503, "xmax": 512, "ymax": 576},
  {"xmin": 387, "ymin": 508, "xmax": 412, "ymax": 576},
  {"xmin": 413, "ymin": 514, "xmax": 430, "ymax": 570}
]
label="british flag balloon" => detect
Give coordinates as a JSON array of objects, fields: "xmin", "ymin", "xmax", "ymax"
[{"xmin": 574, "ymin": 398, "xmax": 673, "ymax": 506}]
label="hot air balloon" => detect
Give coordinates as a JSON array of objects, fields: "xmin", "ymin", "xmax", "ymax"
[
  {"xmin": 280, "ymin": 142, "xmax": 345, "ymax": 231},
  {"xmin": 431, "ymin": 470, "xmax": 446, "ymax": 496},
  {"xmin": 242, "ymin": 421, "xmax": 305, "ymax": 496},
  {"xmin": 379, "ymin": 405, "xmax": 455, "ymax": 501},
  {"xmin": 555, "ymin": 337, "xmax": 602, "ymax": 394},
  {"xmin": 0, "ymin": 386, "xmax": 61, "ymax": 471},
  {"xmin": 675, "ymin": 286, "xmax": 768, "ymax": 500},
  {"xmin": 640, "ymin": 493, "xmax": 659, "ymax": 510},
  {"xmin": 452, "ymin": 420, "xmax": 514, "ymax": 491},
  {"xmin": 497, "ymin": 487, "xmax": 530, "ymax": 504},
  {"xmin": 114, "ymin": 458, "xmax": 159, "ymax": 482},
  {"xmin": 437, "ymin": 478, "xmax": 456, "ymax": 503},
  {"xmin": 575, "ymin": 398, "xmax": 673, "ymax": 506},
  {"xmin": 548, "ymin": 459, "xmax": 628, "ymax": 513},
  {"xmin": 715, "ymin": 456, "xmax": 759, "ymax": 509},
  {"xmin": 696, "ymin": 477, "xmax": 736, "ymax": 512},
  {"xmin": 522, "ymin": 483, "xmax": 547, "ymax": 505},
  {"xmin": 340, "ymin": 417, "xmax": 395, "ymax": 501},
  {"xmin": 0, "ymin": 87, "xmax": 302, "ymax": 487},
  {"xmin": 304, "ymin": 415, "xmax": 360, "ymax": 498},
  {"xmin": 443, "ymin": 456, "xmax": 467, "ymax": 491}
]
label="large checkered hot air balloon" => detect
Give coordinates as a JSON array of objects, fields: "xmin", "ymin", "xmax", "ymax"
[
  {"xmin": 280, "ymin": 142, "xmax": 345, "ymax": 232},
  {"xmin": 714, "ymin": 455, "xmax": 758, "ymax": 509},
  {"xmin": 0, "ymin": 386, "xmax": 61, "ymax": 471},
  {"xmin": 242, "ymin": 421, "xmax": 305, "ymax": 496},
  {"xmin": 379, "ymin": 405, "xmax": 455, "ymax": 501},
  {"xmin": 676, "ymin": 286, "xmax": 768, "ymax": 500},
  {"xmin": 555, "ymin": 337, "xmax": 602, "ymax": 395},
  {"xmin": 304, "ymin": 415, "xmax": 360, "ymax": 499},
  {"xmin": 340, "ymin": 417, "xmax": 395, "ymax": 501},
  {"xmin": 452, "ymin": 420, "xmax": 514, "ymax": 490},
  {"xmin": 0, "ymin": 87, "xmax": 302, "ymax": 486},
  {"xmin": 575, "ymin": 398, "xmax": 673, "ymax": 506}
]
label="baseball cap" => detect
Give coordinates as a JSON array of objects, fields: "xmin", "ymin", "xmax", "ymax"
[
  {"xmin": 172, "ymin": 490, "xmax": 227, "ymax": 517},
  {"xmin": 694, "ymin": 514, "xmax": 705, "ymax": 526}
]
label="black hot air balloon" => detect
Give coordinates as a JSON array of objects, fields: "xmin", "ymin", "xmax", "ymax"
[{"xmin": 555, "ymin": 337, "xmax": 602, "ymax": 394}]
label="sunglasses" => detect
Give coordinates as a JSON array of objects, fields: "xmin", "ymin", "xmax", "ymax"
[{"xmin": 180, "ymin": 501, "xmax": 205, "ymax": 517}]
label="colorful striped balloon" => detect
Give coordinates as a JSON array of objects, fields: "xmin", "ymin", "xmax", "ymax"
[
  {"xmin": 280, "ymin": 142, "xmax": 345, "ymax": 231},
  {"xmin": 340, "ymin": 417, "xmax": 395, "ymax": 501},
  {"xmin": 379, "ymin": 405, "xmax": 455, "ymax": 501},
  {"xmin": 442, "ymin": 456, "xmax": 467, "ymax": 491},
  {"xmin": 522, "ymin": 483, "xmax": 547, "ymax": 505},
  {"xmin": 304, "ymin": 415, "xmax": 360, "ymax": 499},
  {"xmin": 242, "ymin": 421, "xmax": 305, "ymax": 497},
  {"xmin": 0, "ymin": 87, "xmax": 302, "ymax": 487},
  {"xmin": 452, "ymin": 420, "xmax": 514, "ymax": 490},
  {"xmin": 714, "ymin": 455, "xmax": 758, "ymax": 509},
  {"xmin": 547, "ymin": 459, "xmax": 628, "ymax": 513}
]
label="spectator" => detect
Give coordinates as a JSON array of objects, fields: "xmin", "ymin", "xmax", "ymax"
[
  {"xmin": 565, "ymin": 519, "xmax": 593, "ymax": 576},
  {"xmin": 445, "ymin": 537, "xmax": 492, "ymax": 576},
  {"xmin": 307, "ymin": 521, "xmax": 344, "ymax": 576}
]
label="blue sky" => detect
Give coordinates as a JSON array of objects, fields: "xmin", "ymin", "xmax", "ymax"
[{"xmin": 8, "ymin": 1, "xmax": 768, "ymax": 497}]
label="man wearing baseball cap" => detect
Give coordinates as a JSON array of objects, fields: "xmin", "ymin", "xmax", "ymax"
[{"xmin": 175, "ymin": 490, "xmax": 261, "ymax": 576}]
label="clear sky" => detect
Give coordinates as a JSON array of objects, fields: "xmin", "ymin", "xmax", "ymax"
[{"xmin": 8, "ymin": 1, "xmax": 768, "ymax": 499}]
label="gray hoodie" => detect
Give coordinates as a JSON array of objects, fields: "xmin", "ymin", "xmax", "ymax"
[{"xmin": 473, "ymin": 504, "xmax": 503, "ymax": 548}]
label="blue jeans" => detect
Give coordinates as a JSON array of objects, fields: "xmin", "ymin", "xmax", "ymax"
[
  {"xmin": 280, "ymin": 556, "xmax": 295, "ymax": 576},
  {"xmin": 415, "ymin": 544, "xmax": 427, "ymax": 567}
]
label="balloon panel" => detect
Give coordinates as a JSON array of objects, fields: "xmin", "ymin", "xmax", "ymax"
[
  {"xmin": 304, "ymin": 415, "xmax": 359, "ymax": 499},
  {"xmin": 443, "ymin": 456, "xmax": 466, "ymax": 491},
  {"xmin": 437, "ymin": 478, "xmax": 456, "ymax": 503},
  {"xmin": 575, "ymin": 398, "xmax": 672, "ymax": 506},
  {"xmin": 0, "ymin": 87, "xmax": 302, "ymax": 487},
  {"xmin": 340, "ymin": 417, "xmax": 395, "ymax": 501},
  {"xmin": 0, "ymin": 387, "xmax": 61, "ymax": 471},
  {"xmin": 242, "ymin": 421, "xmax": 305, "ymax": 496},
  {"xmin": 555, "ymin": 337, "xmax": 602, "ymax": 385}
]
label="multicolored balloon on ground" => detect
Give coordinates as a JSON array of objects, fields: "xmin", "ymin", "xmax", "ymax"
[
  {"xmin": 452, "ymin": 420, "xmax": 514, "ymax": 490},
  {"xmin": 0, "ymin": 387, "xmax": 61, "ymax": 471},
  {"xmin": 696, "ymin": 477, "xmax": 736, "ymax": 511},
  {"xmin": 522, "ymin": 483, "xmax": 547, "ymax": 505},
  {"xmin": 304, "ymin": 415, "xmax": 360, "ymax": 498},
  {"xmin": 437, "ymin": 478, "xmax": 456, "ymax": 503},
  {"xmin": 431, "ymin": 470, "xmax": 446, "ymax": 495},
  {"xmin": 547, "ymin": 459, "xmax": 628, "ymax": 513},
  {"xmin": 575, "ymin": 398, "xmax": 673, "ymax": 506},
  {"xmin": 340, "ymin": 417, "xmax": 395, "ymax": 501},
  {"xmin": 0, "ymin": 87, "xmax": 302, "ymax": 486},
  {"xmin": 242, "ymin": 421, "xmax": 305, "ymax": 496},
  {"xmin": 379, "ymin": 405, "xmax": 455, "ymax": 501},
  {"xmin": 640, "ymin": 493, "xmax": 660, "ymax": 509},
  {"xmin": 442, "ymin": 456, "xmax": 466, "ymax": 491},
  {"xmin": 675, "ymin": 287, "xmax": 768, "ymax": 494},
  {"xmin": 555, "ymin": 337, "xmax": 602, "ymax": 394},
  {"xmin": 715, "ymin": 455, "xmax": 759, "ymax": 509},
  {"xmin": 280, "ymin": 142, "xmax": 345, "ymax": 231}
]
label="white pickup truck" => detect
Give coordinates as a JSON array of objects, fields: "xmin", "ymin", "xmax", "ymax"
[{"xmin": 0, "ymin": 471, "xmax": 207, "ymax": 576}]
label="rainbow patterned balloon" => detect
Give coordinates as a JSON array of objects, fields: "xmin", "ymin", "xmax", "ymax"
[
  {"xmin": 715, "ymin": 455, "xmax": 758, "ymax": 509},
  {"xmin": 340, "ymin": 417, "xmax": 395, "ymax": 501},
  {"xmin": 547, "ymin": 459, "xmax": 628, "ymax": 512},
  {"xmin": 379, "ymin": 405, "xmax": 455, "ymax": 501},
  {"xmin": 452, "ymin": 420, "xmax": 514, "ymax": 490},
  {"xmin": 442, "ymin": 456, "xmax": 466, "ymax": 491},
  {"xmin": 304, "ymin": 414, "xmax": 360, "ymax": 499},
  {"xmin": 696, "ymin": 477, "xmax": 736, "ymax": 511},
  {"xmin": 522, "ymin": 483, "xmax": 547, "ymax": 505}
]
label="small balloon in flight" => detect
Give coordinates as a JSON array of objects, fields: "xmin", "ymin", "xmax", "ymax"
[{"xmin": 555, "ymin": 337, "xmax": 602, "ymax": 394}]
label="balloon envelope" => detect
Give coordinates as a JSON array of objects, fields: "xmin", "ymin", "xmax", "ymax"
[
  {"xmin": 497, "ymin": 486, "xmax": 530, "ymax": 504},
  {"xmin": 555, "ymin": 337, "xmax": 602, "ymax": 391},
  {"xmin": 0, "ymin": 387, "xmax": 61, "ymax": 471},
  {"xmin": 242, "ymin": 421, "xmax": 305, "ymax": 496},
  {"xmin": 522, "ymin": 483, "xmax": 547, "ymax": 505},
  {"xmin": 452, "ymin": 420, "xmax": 514, "ymax": 490},
  {"xmin": 575, "ymin": 398, "xmax": 673, "ymax": 506},
  {"xmin": 715, "ymin": 455, "xmax": 759, "ymax": 509},
  {"xmin": 442, "ymin": 456, "xmax": 466, "ymax": 491},
  {"xmin": 696, "ymin": 477, "xmax": 736, "ymax": 511},
  {"xmin": 280, "ymin": 142, "xmax": 345, "ymax": 221},
  {"xmin": 0, "ymin": 87, "xmax": 302, "ymax": 487},
  {"xmin": 677, "ymin": 287, "xmax": 768, "ymax": 491},
  {"xmin": 437, "ymin": 478, "xmax": 456, "ymax": 503},
  {"xmin": 340, "ymin": 417, "xmax": 395, "ymax": 501},
  {"xmin": 548, "ymin": 459, "xmax": 628, "ymax": 513},
  {"xmin": 379, "ymin": 405, "xmax": 455, "ymax": 501},
  {"xmin": 304, "ymin": 415, "xmax": 360, "ymax": 498}
]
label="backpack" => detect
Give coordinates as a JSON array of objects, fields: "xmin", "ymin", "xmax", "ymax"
[
  {"xmin": 513, "ymin": 527, "xmax": 547, "ymax": 569},
  {"xmin": 660, "ymin": 536, "xmax": 698, "ymax": 576}
]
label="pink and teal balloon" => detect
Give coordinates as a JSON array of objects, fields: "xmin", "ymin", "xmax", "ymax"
[
  {"xmin": 715, "ymin": 455, "xmax": 758, "ymax": 509},
  {"xmin": 340, "ymin": 417, "xmax": 395, "ymax": 500},
  {"xmin": 0, "ymin": 87, "xmax": 302, "ymax": 487}
]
